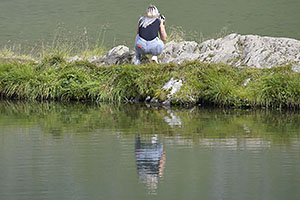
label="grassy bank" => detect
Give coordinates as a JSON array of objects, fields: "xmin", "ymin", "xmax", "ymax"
[{"xmin": 0, "ymin": 56, "xmax": 300, "ymax": 109}]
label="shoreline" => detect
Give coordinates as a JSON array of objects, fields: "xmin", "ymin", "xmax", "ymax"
[
  {"xmin": 1, "ymin": 33, "xmax": 300, "ymax": 109},
  {"xmin": 0, "ymin": 59, "xmax": 299, "ymax": 109}
]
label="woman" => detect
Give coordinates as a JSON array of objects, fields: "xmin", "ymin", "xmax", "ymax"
[{"xmin": 134, "ymin": 5, "xmax": 167, "ymax": 65}]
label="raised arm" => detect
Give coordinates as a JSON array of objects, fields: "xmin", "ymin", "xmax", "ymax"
[
  {"xmin": 137, "ymin": 22, "xmax": 140, "ymax": 34},
  {"xmin": 159, "ymin": 19, "xmax": 167, "ymax": 41}
]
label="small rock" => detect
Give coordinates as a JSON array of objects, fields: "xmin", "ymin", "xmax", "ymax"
[
  {"xmin": 88, "ymin": 56, "xmax": 105, "ymax": 66},
  {"xmin": 67, "ymin": 55, "xmax": 83, "ymax": 63},
  {"xmin": 88, "ymin": 56, "xmax": 100, "ymax": 63},
  {"xmin": 150, "ymin": 97, "xmax": 159, "ymax": 103},
  {"xmin": 162, "ymin": 77, "xmax": 183, "ymax": 99},
  {"xmin": 243, "ymin": 78, "xmax": 252, "ymax": 86},
  {"xmin": 188, "ymin": 95, "xmax": 196, "ymax": 103},
  {"xmin": 145, "ymin": 96, "xmax": 151, "ymax": 102},
  {"xmin": 162, "ymin": 99, "xmax": 171, "ymax": 106},
  {"xmin": 292, "ymin": 65, "xmax": 300, "ymax": 73}
]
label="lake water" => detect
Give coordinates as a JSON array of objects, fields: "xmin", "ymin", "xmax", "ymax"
[
  {"xmin": 0, "ymin": 0, "xmax": 300, "ymax": 48},
  {"xmin": 0, "ymin": 101, "xmax": 300, "ymax": 200}
]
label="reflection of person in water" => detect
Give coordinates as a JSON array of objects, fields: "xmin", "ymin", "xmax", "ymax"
[{"xmin": 135, "ymin": 134, "xmax": 166, "ymax": 194}]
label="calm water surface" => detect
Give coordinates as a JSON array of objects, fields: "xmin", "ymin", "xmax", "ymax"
[
  {"xmin": 0, "ymin": 0, "xmax": 300, "ymax": 48},
  {"xmin": 0, "ymin": 101, "xmax": 300, "ymax": 200}
]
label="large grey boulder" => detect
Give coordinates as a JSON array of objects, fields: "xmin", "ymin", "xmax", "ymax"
[
  {"xmin": 160, "ymin": 33, "xmax": 300, "ymax": 68},
  {"xmin": 102, "ymin": 45, "xmax": 135, "ymax": 65},
  {"xmin": 159, "ymin": 41, "xmax": 200, "ymax": 64},
  {"xmin": 197, "ymin": 33, "xmax": 241, "ymax": 64},
  {"xmin": 197, "ymin": 33, "xmax": 300, "ymax": 68},
  {"xmin": 85, "ymin": 34, "xmax": 300, "ymax": 68}
]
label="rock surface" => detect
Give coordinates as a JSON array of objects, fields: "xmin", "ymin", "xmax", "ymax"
[
  {"xmin": 67, "ymin": 55, "xmax": 83, "ymax": 63},
  {"xmin": 160, "ymin": 41, "xmax": 200, "ymax": 65},
  {"xmin": 161, "ymin": 77, "xmax": 183, "ymax": 105},
  {"xmin": 101, "ymin": 45, "xmax": 135, "ymax": 65},
  {"xmin": 84, "ymin": 33, "xmax": 300, "ymax": 68},
  {"xmin": 162, "ymin": 77, "xmax": 183, "ymax": 99},
  {"xmin": 161, "ymin": 33, "xmax": 300, "ymax": 68},
  {"xmin": 198, "ymin": 34, "xmax": 300, "ymax": 68}
]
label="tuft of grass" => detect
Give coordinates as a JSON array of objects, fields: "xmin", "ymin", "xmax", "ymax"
[
  {"xmin": 39, "ymin": 25, "xmax": 108, "ymax": 60},
  {"xmin": 246, "ymin": 67, "xmax": 300, "ymax": 109},
  {"xmin": 166, "ymin": 26, "xmax": 186, "ymax": 42},
  {"xmin": 0, "ymin": 25, "xmax": 108, "ymax": 63},
  {"xmin": 166, "ymin": 26, "xmax": 232, "ymax": 43}
]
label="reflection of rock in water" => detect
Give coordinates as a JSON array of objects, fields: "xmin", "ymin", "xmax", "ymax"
[
  {"xmin": 135, "ymin": 135, "xmax": 166, "ymax": 194},
  {"xmin": 163, "ymin": 110, "xmax": 182, "ymax": 127}
]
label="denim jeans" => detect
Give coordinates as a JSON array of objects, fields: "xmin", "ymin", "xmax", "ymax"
[{"xmin": 134, "ymin": 34, "xmax": 164, "ymax": 60}]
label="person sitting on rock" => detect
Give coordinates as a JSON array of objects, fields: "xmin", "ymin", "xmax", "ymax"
[{"xmin": 134, "ymin": 5, "xmax": 167, "ymax": 65}]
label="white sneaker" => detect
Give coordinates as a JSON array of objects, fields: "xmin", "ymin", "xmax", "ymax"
[
  {"xmin": 134, "ymin": 59, "xmax": 141, "ymax": 65},
  {"xmin": 151, "ymin": 56, "xmax": 158, "ymax": 63}
]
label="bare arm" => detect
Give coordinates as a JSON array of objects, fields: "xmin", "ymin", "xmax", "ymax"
[{"xmin": 159, "ymin": 19, "xmax": 167, "ymax": 41}]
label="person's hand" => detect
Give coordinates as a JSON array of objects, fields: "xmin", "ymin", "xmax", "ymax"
[{"xmin": 160, "ymin": 18, "xmax": 165, "ymax": 26}]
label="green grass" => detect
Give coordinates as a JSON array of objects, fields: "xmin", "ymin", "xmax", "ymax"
[
  {"xmin": 0, "ymin": 25, "xmax": 231, "ymax": 68},
  {"xmin": 1, "ymin": 57, "xmax": 300, "ymax": 109},
  {"xmin": 0, "ymin": 25, "xmax": 229, "ymax": 62},
  {"xmin": 0, "ymin": 25, "xmax": 108, "ymax": 62},
  {"xmin": 1, "ymin": 26, "xmax": 299, "ymax": 109},
  {"xmin": 166, "ymin": 26, "xmax": 232, "ymax": 43}
]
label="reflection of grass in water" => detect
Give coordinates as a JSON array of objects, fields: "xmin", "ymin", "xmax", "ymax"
[{"xmin": 0, "ymin": 101, "xmax": 299, "ymax": 145}]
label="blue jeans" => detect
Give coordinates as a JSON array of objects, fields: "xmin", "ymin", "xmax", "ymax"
[{"xmin": 134, "ymin": 34, "xmax": 164, "ymax": 60}]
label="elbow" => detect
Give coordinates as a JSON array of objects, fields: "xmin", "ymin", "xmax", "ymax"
[{"xmin": 161, "ymin": 34, "xmax": 167, "ymax": 42}]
